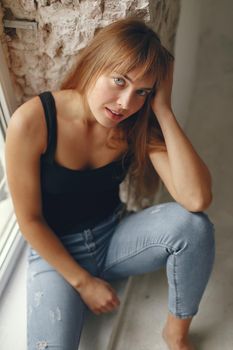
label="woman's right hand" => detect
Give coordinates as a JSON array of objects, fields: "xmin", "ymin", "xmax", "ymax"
[{"xmin": 76, "ymin": 274, "xmax": 121, "ymax": 315}]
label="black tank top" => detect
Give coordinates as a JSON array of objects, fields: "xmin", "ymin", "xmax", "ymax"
[{"xmin": 39, "ymin": 91, "xmax": 131, "ymax": 236}]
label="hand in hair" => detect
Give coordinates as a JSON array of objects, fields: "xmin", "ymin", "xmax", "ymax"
[{"xmin": 151, "ymin": 61, "xmax": 174, "ymax": 116}]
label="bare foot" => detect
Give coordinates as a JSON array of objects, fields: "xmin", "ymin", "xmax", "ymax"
[{"xmin": 162, "ymin": 327, "xmax": 195, "ymax": 350}]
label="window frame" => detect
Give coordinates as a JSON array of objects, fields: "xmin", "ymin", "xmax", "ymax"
[{"xmin": 0, "ymin": 41, "xmax": 26, "ymax": 299}]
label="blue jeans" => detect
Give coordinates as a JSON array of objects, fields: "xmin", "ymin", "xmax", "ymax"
[{"xmin": 27, "ymin": 202, "xmax": 215, "ymax": 350}]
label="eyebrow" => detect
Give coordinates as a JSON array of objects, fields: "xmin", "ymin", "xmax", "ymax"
[{"xmin": 123, "ymin": 74, "xmax": 153, "ymax": 91}]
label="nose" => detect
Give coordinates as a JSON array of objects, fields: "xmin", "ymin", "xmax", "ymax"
[{"xmin": 117, "ymin": 90, "xmax": 134, "ymax": 110}]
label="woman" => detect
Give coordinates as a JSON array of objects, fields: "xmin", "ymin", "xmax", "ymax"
[{"xmin": 5, "ymin": 18, "xmax": 215, "ymax": 350}]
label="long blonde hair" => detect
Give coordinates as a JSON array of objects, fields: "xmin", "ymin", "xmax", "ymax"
[{"xmin": 61, "ymin": 17, "xmax": 174, "ymax": 210}]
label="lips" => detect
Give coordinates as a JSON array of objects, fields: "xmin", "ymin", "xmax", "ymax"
[
  {"xmin": 106, "ymin": 107, "xmax": 123, "ymax": 116},
  {"xmin": 105, "ymin": 107, "xmax": 124, "ymax": 121}
]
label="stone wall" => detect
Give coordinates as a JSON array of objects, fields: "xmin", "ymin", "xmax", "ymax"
[{"xmin": 0, "ymin": 0, "xmax": 180, "ymax": 104}]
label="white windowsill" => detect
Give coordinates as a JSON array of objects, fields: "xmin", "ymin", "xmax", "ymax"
[{"xmin": 0, "ymin": 245, "xmax": 27, "ymax": 350}]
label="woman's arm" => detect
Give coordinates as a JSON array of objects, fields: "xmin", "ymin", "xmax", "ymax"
[
  {"xmin": 5, "ymin": 100, "xmax": 120, "ymax": 314},
  {"xmin": 148, "ymin": 62, "xmax": 212, "ymax": 212},
  {"xmin": 5, "ymin": 100, "xmax": 90, "ymax": 288}
]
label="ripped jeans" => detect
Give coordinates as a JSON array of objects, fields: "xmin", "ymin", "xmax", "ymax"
[{"xmin": 27, "ymin": 201, "xmax": 215, "ymax": 350}]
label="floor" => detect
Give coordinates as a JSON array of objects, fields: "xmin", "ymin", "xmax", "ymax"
[
  {"xmin": 0, "ymin": 0, "xmax": 232, "ymax": 349},
  {"xmin": 111, "ymin": 0, "xmax": 233, "ymax": 349}
]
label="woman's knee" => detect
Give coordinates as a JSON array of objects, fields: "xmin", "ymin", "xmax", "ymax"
[
  {"xmin": 165, "ymin": 202, "xmax": 215, "ymax": 252},
  {"xmin": 190, "ymin": 211, "xmax": 215, "ymax": 256}
]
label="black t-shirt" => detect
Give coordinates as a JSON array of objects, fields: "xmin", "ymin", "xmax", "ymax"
[{"xmin": 39, "ymin": 91, "xmax": 131, "ymax": 236}]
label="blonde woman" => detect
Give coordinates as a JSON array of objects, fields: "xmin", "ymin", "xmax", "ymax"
[{"xmin": 5, "ymin": 18, "xmax": 215, "ymax": 350}]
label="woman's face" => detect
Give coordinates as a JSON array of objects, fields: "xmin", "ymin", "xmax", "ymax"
[{"xmin": 86, "ymin": 67, "xmax": 156, "ymax": 128}]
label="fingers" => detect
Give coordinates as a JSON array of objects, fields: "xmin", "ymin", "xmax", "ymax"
[
  {"xmin": 79, "ymin": 276, "xmax": 121, "ymax": 315},
  {"xmin": 93, "ymin": 304, "xmax": 117, "ymax": 315},
  {"xmin": 94, "ymin": 293, "xmax": 120, "ymax": 315}
]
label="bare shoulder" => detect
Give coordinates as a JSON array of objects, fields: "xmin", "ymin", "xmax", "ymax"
[
  {"xmin": 7, "ymin": 94, "xmax": 47, "ymax": 154},
  {"xmin": 6, "ymin": 89, "xmax": 82, "ymax": 159}
]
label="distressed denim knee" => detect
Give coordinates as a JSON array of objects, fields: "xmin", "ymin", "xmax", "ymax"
[{"xmin": 165, "ymin": 203, "xmax": 215, "ymax": 318}]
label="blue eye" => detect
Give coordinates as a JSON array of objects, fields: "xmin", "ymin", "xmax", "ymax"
[
  {"xmin": 137, "ymin": 89, "xmax": 148, "ymax": 97},
  {"xmin": 114, "ymin": 77, "xmax": 125, "ymax": 86}
]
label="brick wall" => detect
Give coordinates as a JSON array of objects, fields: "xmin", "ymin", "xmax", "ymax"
[{"xmin": 0, "ymin": 0, "xmax": 180, "ymax": 104}]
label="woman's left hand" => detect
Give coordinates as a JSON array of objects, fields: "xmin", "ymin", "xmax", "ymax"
[{"xmin": 151, "ymin": 60, "xmax": 174, "ymax": 116}]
